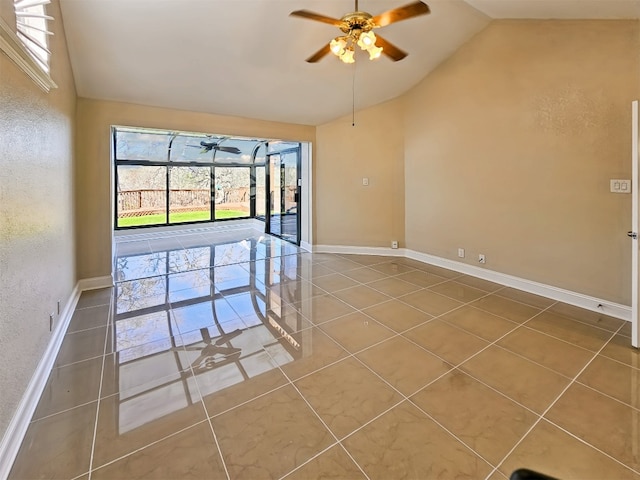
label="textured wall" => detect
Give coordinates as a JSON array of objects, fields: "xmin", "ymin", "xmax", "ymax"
[
  {"xmin": 404, "ymin": 20, "xmax": 639, "ymax": 305},
  {"xmin": 316, "ymin": 99, "xmax": 405, "ymax": 247},
  {"xmin": 0, "ymin": 0, "xmax": 77, "ymax": 437},
  {"xmin": 75, "ymin": 99, "xmax": 315, "ymax": 280}
]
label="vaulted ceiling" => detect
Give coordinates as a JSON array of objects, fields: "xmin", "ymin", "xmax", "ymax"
[{"xmin": 59, "ymin": 0, "xmax": 640, "ymax": 126}]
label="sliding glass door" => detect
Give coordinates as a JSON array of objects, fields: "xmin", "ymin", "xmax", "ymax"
[{"xmin": 266, "ymin": 147, "xmax": 300, "ymax": 245}]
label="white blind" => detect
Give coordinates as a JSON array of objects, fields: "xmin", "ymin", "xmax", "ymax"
[{"xmin": 14, "ymin": 0, "xmax": 53, "ymax": 73}]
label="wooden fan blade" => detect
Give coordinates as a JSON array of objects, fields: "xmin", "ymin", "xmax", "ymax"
[
  {"xmin": 290, "ymin": 10, "xmax": 343, "ymax": 27},
  {"xmin": 372, "ymin": 1, "xmax": 430, "ymax": 28},
  {"xmin": 306, "ymin": 43, "xmax": 332, "ymax": 63},
  {"xmin": 375, "ymin": 35, "xmax": 408, "ymax": 61}
]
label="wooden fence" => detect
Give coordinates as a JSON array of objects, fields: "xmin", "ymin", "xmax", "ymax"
[{"xmin": 117, "ymin": 189, "xmax": 249, "ymax": 217}]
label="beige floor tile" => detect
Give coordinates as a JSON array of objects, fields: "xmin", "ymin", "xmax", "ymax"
[
  {"xmin": 578, "ymin": 355, "xmax": 640, "ymax": 408},
  {"xmin": 212, "ymin": 385, "xmax": 334, "ymax": 479},
  {"xmin": 92, "ymin": 387, "xmax": 208, "ymax": 469},
  {"xmin": 362, "ymin": 299, "xmax": 433, "ymax": 333},
  {"xmin": 429, "ymin": 280, "xmax": 487, "ymax": 303},
  {"xmin": 403, "ymin": 319, "xmax": 489, "ymax": 365},
  {"xmin": 33, "ymin": 356, "xmax": 103, "ymax": 420},
  {"xmin": 400, "ymin": 290, "xmax": 464, "ymax": 316},
  {"xmin": 67, "ymin": 304, "xmax": 111, "ymax": 333},
  {"xmin": 366, "ymin": 277, "xmax": 421, "ymax": 297},
  {"xmin": 338, "ymin": 254, "xmax": 394, "ymax": 266},
  {"xmin": 500, "ymin": 419, "xmax": 639, "ymax": 480},
  {"xmin": 332, "ymin": 285, "xmax": 391, "ymax": 310},
  {"xmin": 91, "ymin": 422, "xmax": 227, "ymax": 479},
  {"xmin": 274, "ymin": 279, "xmax": 328, "ymax": 304},
  {"xmin": 276, "ymin": 327, "xmax": 348, "ymax": 381},
  {"xmin": 321, "ymin": 257, "xmax": 365, "ymax": 273},
  {"xmin": 526, "ymin": 311, "xmax": 613, "ymax": 351},
  {"xmin": 415, "ymin": 263, "xmax": 462, "ymax": 279},
  {"xmin": 283, "ymin": 445, "xmax": 366, "ymax": 480},
  {"xmin": 394, "ymin": 270, "xmax": 447, "ymax": 288},
  {"xmin": 497, "ymin": 327, "xmax": 594, "ymax": 378},
  {"xmin": 295, "ymin": 357, "xmax": 403, "ymax": 439},
  {"xmin": 602, "ymin": 334, "xmax": 640, "ymax": 367},
  {"xmin": 76, "ymin": 287, "xmax": 112, "ymax": 309},
  {"xmin": 620, "ymin": 322, "xmax": 633, "ymax": 337},
  {"xmin": 487, "ymin": 470, "xmax": 509, "ymax": 480},
  {"xmin": 343, "ymin": 401, "xmax": 493, "ymax": 479},
  {"xmin": 411, "ymin": 370, "xmax": 538, "ymax": 465},
  {"xmin": 23, "ymin": 235, "xmax": 640, "ymax": 479},
  {"xmin": 369, "ymin": 261, "xmax": 416, "ymax": 276},
  {"xmin": 300, "ymin": 263, "xmax": 336, "ymax": 279},
  {"xmin": 294, "ymin": 294, "xmax": 356, "ymax": 325},
  {"xmin": 548, "ymin": 302, "xmax": 625, "ymax": 332},
  {"xmin": 311, "ymin": 273, "xmax": 360, "ymax": 293},
  {"xmin": 341, "ymin": 266, "xmax": 389, "ymax": 284},
  {"xmin": 496, "ymin": 288, "xmax": 555, "ymax": 309},
  {"xmin": 55, "ymin": 326, "xmax": 107, "ymax": 367},
  {"xmin": 471, "ymin": 295, "xmax": 541, "ymax": 323},
  {"xmin": 320, "ymin": 312, "xmax": 395, "ymax": 353},
  {"xmin": 455, "ymin": 275, "xmax": 504, "ymax": 292},
  {"xmin": 440, "ymin": 305, "xmax": 518, "ymax": 342},
  {"xmin": 547, "ymin": 383, "xmax": 640, "ymax": 470},
  {"xmin": 199, "ymin": 360, "xmax": 289, "ymax": 417},
  {"xmin": 9, "ymin": 402, "xmax": 96, "ymax": 480},
  {"xmin": 101, "ymin": 352, "xmax": 191, "ymax": 400},
  {"xmin": 461, "ymin": 346, "xmax": 570, "ymax": 413},
  {"xmin": 357, "ymin": 336, "xmax": 452, "ymax": 396}
]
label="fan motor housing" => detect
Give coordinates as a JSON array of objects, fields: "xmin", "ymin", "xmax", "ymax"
[{"xmin": 339, "ymin": 11, "xmax": 375, "ymax": 34}]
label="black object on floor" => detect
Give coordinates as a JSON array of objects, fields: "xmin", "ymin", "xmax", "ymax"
[{"xmin": 510, "ymin": 468, "xmax": 559, "ymax": 480}]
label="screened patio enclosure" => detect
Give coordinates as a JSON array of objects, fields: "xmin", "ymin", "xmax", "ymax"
[{"xmin": 113, "ymin": 126, "xmax": 303, "ymax": 245}]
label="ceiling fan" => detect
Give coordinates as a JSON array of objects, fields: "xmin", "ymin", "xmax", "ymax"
[
  {"xmin": 187, "ymin": 138, "xmax": 241, "ymax": 155},
  {"xmin": 290, "ymin": 0, "xmax": 430, "ymax": 63}
]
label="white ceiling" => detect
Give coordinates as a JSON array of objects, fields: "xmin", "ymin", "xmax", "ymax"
[{"xmin": 58, "ymin": 0, "xmax": 640, "ymax": 126}]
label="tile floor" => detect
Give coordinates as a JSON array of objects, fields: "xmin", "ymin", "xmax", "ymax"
[{"xmin": 9, "ymin": 226, "xmax": 640, "ymax": 479}]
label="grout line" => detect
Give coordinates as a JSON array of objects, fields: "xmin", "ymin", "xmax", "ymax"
[
  {"xmin": 183, "ymin": 352, "xmax": 231, "ymax": 480},
  {"xmin": 488, "ymin": 321, "xmax": 632, "ymax": 478},
  {"xmin": 259, "ymin": 347, "xmax": 372, "ymax": 480},
  {"xmin": 86, "ymin": 286, "xmax": 114, "ymax": 479},
  {"xmin": 89, "ymin": 420, "xmax": 211, "ymax": 474}
]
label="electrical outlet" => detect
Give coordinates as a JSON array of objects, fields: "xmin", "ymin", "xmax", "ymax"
[
  {"xmin": 458, "ymin": 248, "xmax": 465, "ymax": 258},
  {"xmin": 478, "ymin": 254, "xmax": 486, "ymax": 264},
  {"xmin": 391, "ymin": 240, "xmax": 399, "ymax": 249}
]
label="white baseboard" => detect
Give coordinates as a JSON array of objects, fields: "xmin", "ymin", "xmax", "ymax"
[
  {"xmin": 315, "ymin": 244, "xmax": 407, "ymax": 257},
  {"xmin": 77, "ymin": 275, "xmax": 114, "ymax": 291},
  {"xmin": 0, "ymin": 284, "xmax": 81, "ymax": 480},
  {"xmin": 311, "ymin": 244, "xmax": 631, "ymax": 322},
  {"xmin": 404, "ymin": 249, "xmax": 631, "ymax": 322}
]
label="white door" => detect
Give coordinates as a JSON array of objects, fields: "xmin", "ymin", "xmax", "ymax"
[{"xmin": 632, "ymin": 100, "xmax": 639, "ymax": 348}]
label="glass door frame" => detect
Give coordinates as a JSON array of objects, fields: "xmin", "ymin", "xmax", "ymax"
[{"xmin": 265, "ymin": 145, "xmax": 301, "ymax": 246}]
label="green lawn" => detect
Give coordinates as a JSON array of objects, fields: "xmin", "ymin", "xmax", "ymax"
[{"xmin": 117, "ymin": 210, "xmax": 248, "ymax": 227}]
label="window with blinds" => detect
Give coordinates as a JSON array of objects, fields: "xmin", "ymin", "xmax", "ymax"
[{"xmin": 14, "ymin": 0, "xmax": 53, "ymax": 74}]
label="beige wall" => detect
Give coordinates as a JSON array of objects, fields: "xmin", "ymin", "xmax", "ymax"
[
  {"xmin": 0, "ymin": 0, "xmax": 77, "ymax": 436},
  {"xmin": 75, "ymin": 99, "xmax": 316, "ymax": 279},
  {"xmin": 404, "ymin": 20, "xmax": 639, "ymax": 305},
  {"xmin": 316, "ymin": 99, "xmax": 405, "ymax": 247}
]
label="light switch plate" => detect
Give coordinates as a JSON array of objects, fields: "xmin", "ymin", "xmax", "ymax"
[{"xmin": 610, "ymin": 179, "xmax": 631, "ymax": 193}]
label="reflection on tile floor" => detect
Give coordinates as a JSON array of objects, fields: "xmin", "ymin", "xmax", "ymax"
[{"xmin": 9, "ymin": 226, "xmax": 640, "ymax": 479}]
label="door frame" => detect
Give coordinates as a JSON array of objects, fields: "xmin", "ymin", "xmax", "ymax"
[
  {"xmin": 265, "ymin": 145, "xmax": 302, "ymax": 246},
  {"xmin": 632, "ymin": 100, "xmax": 639, "ymax": 348}
]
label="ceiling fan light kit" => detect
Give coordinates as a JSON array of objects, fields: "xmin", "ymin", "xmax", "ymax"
[{"xmin": 290, "ymin": 1, "xmax": 430, "ymax": 64}]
